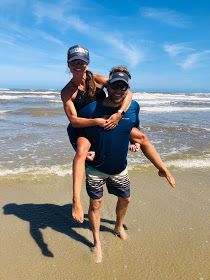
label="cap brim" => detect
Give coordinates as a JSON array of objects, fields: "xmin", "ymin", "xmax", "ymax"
[
  {"xmin": 109, "ymin": 77, "xmax": 129, "ymax": 85},
  {"xmin": 68, "ymin": 56, "xmax": 89, "ymax": 64}
]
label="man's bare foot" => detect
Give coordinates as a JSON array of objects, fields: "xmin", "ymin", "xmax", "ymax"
[
  {"xmin": 86, "ymin": 151, "xmax": 95, "ymax": 161},
  {"xmin": 72, "ymin": 202, "xmax": 84, "ymax": 223},
  {"xmin": 158, "ymin": 168, "xmax": 176, "ymax": 188},
  {"xmin": 91, "ymin": 243, "xmax": 102, "ymax": 263},
  {"xmin": 114, "ymin": 226, "xmax": 127, "ymax": 240}
]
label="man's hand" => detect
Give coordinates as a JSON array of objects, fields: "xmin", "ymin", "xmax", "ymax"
[
  {"xmin": 86, "ymin": 151, "xmax": 95, "ymax": 161},
  {"xmin": 72, "ymin": 201, "xmax": 84, "ymax": 223},
  {"xmin": 158, "ymin": 168, "xmax": 176, "ymax": 188},
  {"xmin": 104, "ymin": 113, "xmax": 121, "ymax": 130},
  {"xmin": 129, "ymin": 143, "xmax": 140, "ymax": 152}
]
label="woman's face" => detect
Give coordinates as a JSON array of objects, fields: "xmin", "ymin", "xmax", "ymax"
[{"xmin": 68, "ymin": 59, "xmax": 88, "ymax": 76}]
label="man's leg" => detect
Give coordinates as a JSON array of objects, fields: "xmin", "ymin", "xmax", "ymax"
[
  {"xmin": 88, "ymin": 199, "xmax": 103, "ymax": 263},
  {"xmin": 114, "ymin": 196, "xmax": 131, "ymax": 240},
  {"xmin": 106, "ymin": 169, "xmax": 131, "ymax": 240}
]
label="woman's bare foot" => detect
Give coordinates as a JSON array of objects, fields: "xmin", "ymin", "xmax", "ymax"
[
  {"xmin": 114, "ymin": 226, "xmax": 127, "ymax": 240},
  {"xmin": 91, "ymin": 243, "xmax": 102, "ymax": 263},
  {"xmin": 72, "ymin": 202, "xmax": 84, "ymax": 223}
]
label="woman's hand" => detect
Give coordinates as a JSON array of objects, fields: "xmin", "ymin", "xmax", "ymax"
[
  {"xmin": 95, "ymin": 118, "xmax": 107, "ymax": 127},
  {"xmin": 103, "ymin": 113, "xmax": 121, "ymax": 130}
]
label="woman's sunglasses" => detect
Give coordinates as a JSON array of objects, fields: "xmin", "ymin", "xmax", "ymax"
[
  {"xmin": 69, "ymin": 60, "xmax": 87, "ymax": 67},
  {"xmin": 109, "ymin": 83, "xmax": 128, "ymax": 91}
]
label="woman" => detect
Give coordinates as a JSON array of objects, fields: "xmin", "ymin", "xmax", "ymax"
[{"xmin": 61, "ymin": 45, "xmax": 132, "ymax": 223}]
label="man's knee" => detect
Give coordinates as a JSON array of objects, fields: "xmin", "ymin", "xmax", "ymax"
[
  {"xmin": 119, "ymin": 196, "xmax": 131, "ymax": 205},
  {"xmin": 89, "ymin": 200, "xmax": 102, "ymax": 211},
  {"xmin": 125, "ymin": 196, "xmax": 131, "ymax": 204}
]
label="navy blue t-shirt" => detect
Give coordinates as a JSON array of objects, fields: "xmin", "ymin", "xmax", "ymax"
[{"xmin": 78, "ymin": 99, "xmax": 140, "ymax": 175}]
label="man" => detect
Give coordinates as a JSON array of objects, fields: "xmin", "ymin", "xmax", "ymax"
[{"xmin": 76, "ymin": 66, "xmax": 176, "ymax": 263}]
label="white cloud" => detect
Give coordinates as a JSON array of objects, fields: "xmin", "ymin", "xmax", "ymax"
[
  {"xmin": 163, "ymin": 43, "xmax": 210, "ymax": 69},
  {"xmin": 178, "ymin": 51, "xmax": 210, "ymax": 69},
  {"xmin": 37, "ymin": 31, "xmax": 64, "ymax": 45},
  {"xmin": 33, "ymin": 1, "xmax": 69, "ymax": 22},
  {"xmin": 0, "ymin": 35, "xmax": 16, "ymax": 46},
  {"xmin": 140, "ymin": 7, "xmax": 190, "ymax": 28},
  {"xmin": 32, "ymin": 2, "xmax": 144, "ymax": 67},
  {"xmin": 163, "ymin": 43, "xmax": 194, "ymax": 57}
]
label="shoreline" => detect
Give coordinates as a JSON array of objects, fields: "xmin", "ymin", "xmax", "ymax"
[{"xmin": 1, "ymin": 169, "xmax": 210, "ymax": 279}]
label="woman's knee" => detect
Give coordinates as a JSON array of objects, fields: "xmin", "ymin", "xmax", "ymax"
[
  {"xmin": 75, "ymin": 146, "xmax": 89, "ymax": 158},
  {"xmin": 75, "ymin": 138, "xmax": 91, "ymax": 157}
]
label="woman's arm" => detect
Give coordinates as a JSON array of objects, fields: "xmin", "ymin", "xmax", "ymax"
[
  {"xmin": 61, "ymin": 89, "xmax": 106, "ymax": 128},
  {"xmin": 93, "ymin": 73, "xmax": 133, "ymax": 129},
  {"xmin": 104, "ymin": 91, "xmax": 132, "ymax": 130}
]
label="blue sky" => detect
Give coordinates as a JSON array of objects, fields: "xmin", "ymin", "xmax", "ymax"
[{"xmin": 0, "ymin": 0, "xmax": 210, "ymax": 91}]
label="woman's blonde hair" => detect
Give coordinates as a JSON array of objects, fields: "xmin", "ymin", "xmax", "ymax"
[{"xmin": 86, "ymin": 70, "xmax": 96, "ymax": 100}]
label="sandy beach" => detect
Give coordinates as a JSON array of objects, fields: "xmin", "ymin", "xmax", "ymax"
[{"xmin": 1, "ymin": 168, "xmax": 210, "ymax": 280}]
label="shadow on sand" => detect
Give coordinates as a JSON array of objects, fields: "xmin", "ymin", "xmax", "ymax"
[{"xmin": 3, "ymin": 203, "xmax": 115, "ymax": 257}]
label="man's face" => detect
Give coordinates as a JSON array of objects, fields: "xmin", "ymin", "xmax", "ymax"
[{"xmin": 107, "ymin": 81, "xmax": 128, "ymax": 104}]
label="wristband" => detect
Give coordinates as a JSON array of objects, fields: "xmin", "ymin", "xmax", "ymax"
[{"xmin": 117, "ymin": 109, "xmax": 125, "ymax": 116}]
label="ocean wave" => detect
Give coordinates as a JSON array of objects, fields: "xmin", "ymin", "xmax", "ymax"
[
  {"xmin": 1, "ymin": 156, "xmax": 210, "ymax": 179},
  {"xmin": 0, "ymin": 94, "xmax": 57, "ymax": 100},
  {"xmin": 133, "ymin": 92, "xmax": 210, "ymax": 102},
  {"xmin": 143, "ymin": 125, "xmax": 210, "ymax": 133},
  {"xmin": 141, "ymin": 106, "xmax": 210, "ymax": 113},
  {"xmin": 138, "ymin": 100, "xmax": 210, "ymax": 107},
  {"xmin": 137, "ymin": 100, "xmax": 172, "ymax": 105},
  {"xmin": 49, "ymin": 100, "xmax": 62, "ymax": 103},
  {"xmin": 166, "ymin": 158, "xmax": 210, "ymax": 169},
  {"xmin": 0, "ymin": 110, "xmax": 11, "ymax": 114},
  {"xmin": 0, "ymin": 164, "xmax": 72, "ymax": 177},
  {"xmin": 0, "ymin": 90, "xmax": 59, "ymax": 94},
  {"xmin": 121, "ymin": 152, "xmax": 210, "ymax": 170},
  {"xmin": 27, "ymin": 90, "xmax": 59, "ymax": 94},
  {"xmin": 13, "ymin": 107, "xmax": 63, "ymax": 116}
]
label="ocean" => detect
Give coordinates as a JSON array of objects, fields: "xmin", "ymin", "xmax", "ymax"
[{"xmin": 0, "ymin": 88, "xmax": 210, "ymax": 179}]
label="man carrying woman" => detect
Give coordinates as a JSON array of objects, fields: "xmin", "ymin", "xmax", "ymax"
[{"xmin": 61, "ymin": 45, "xmax": 175, "ymax": 240}]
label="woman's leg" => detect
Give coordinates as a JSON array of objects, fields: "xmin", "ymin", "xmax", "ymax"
[
  {"xmin": 72, "ymin": 136, "xmax": 91, "ymax": 223},
  {"xmin": 130, "ymin": 127, "xmax": 176, "ymax": 188}
]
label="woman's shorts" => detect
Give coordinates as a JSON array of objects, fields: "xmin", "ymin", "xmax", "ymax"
[{"xmin": 67, "ymin": 123, "xmax": 88, "ymax": 151}]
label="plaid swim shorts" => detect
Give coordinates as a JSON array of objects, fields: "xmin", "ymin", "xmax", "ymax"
[{"xmin": 86, "ymin": 166, "xmax": 130, "ymax": 200}]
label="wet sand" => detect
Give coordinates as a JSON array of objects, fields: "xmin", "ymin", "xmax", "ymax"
[{"xmin": 0, "ymin": 169, "xmax": 210, "ymax": 280}]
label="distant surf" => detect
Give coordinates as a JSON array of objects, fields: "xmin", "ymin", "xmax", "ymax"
[{"xmin": 0, "ymin": 89, "xmax": 210, "ymax": 179}]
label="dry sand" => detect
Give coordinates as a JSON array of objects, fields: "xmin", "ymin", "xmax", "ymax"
[{"xmin": 0, "ymin": 169, "xmax": 210, "ymax": 280}]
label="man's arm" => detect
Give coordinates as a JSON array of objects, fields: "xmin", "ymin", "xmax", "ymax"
[{"xmin": 130, "ymin": 127, "xmax": 176, "ymax": 188}]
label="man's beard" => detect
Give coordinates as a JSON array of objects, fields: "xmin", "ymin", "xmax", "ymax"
[{"xmin": 108, "ymin": 94, "xmax": 126, "ymax": 105}]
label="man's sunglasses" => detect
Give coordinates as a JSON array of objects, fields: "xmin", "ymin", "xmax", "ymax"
[{"xmin": 109, "ymin": 83, "xmax": 128, "ymax": 91}]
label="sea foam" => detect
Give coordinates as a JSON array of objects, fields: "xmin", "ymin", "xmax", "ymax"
[{"xmin": 0, "ymin": 164, "xmax": 72, "ymax": 177}]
